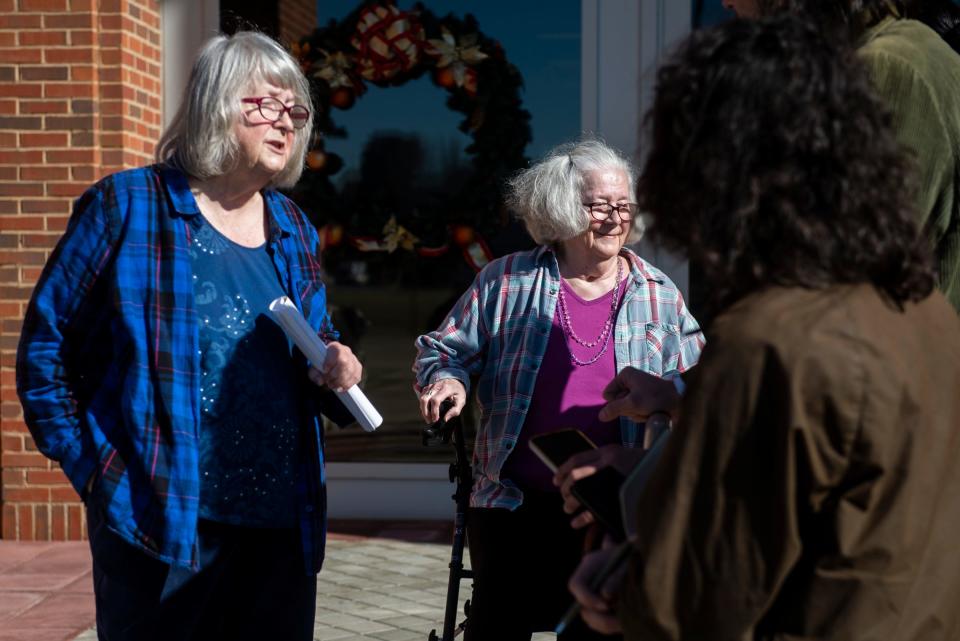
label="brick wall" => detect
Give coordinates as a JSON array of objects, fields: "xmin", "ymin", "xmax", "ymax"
[
  {"xmin": 278, "ymin": 0, "xmax": 316, "ymax": 50},
  {"xmin": 0, "ymin": 0, "xmax": 162, "ymax": 541}
]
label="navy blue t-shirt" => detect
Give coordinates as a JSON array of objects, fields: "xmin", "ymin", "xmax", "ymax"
[{"xmin": 189, "ymin": 215, "xmax": 302, "ymax": 527}]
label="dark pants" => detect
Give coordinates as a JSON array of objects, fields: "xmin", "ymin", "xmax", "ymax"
[
  {"xmin": 465, "ymin": 490, "xmax": 621, "ymax": 641},
  {"xmin": 87, "ymin": 504, "xmax": 316, "ymax": 641}
]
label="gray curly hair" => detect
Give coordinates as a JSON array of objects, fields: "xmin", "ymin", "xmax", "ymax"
[
  {"xmin": 155, "ymin": 31, "xmax": 313, "ymax": 189},
  {"xmin": 506, "ymin": 138, "xmax": 641, "ymax": 245}
]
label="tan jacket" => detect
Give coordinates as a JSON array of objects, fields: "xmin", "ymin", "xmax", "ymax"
[{"xmin": 619, "ymin": 284, "xmax": 960, "ymax": 640}]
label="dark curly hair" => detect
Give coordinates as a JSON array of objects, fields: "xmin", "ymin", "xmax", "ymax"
[
  {"xmin": 757, "ymin": 0, "xmax": 904, "ymax": 40},
  {"xmin": 640, "ymin": 15, "xmax": 934, "ymax": 314}
]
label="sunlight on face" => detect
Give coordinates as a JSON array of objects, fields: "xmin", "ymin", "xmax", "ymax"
[
  {"xmin": 233, "ymin": 81, "xmax": 299, "ymax": 183},
  {"xmin": 562, "ymin": 168, "xmax": 632, "ymax": 265}
]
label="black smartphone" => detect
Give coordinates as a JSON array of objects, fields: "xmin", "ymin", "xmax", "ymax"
[
  {"xmin": 529, "ymin": 429, "xmax": 597, "ymax": 472},
  {"xmin": 570, "ymin": 466, "xmax": 627, "ymax": 541}
]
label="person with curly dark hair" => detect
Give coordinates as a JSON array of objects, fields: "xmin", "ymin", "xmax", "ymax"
[
  {"xmin": 725, "ymin": 0, "xmax": 904, "ymax": 37},
  {"xmin": 566, "ymin": 15, "xmax": 960, "ymax": 639},
  {"xmin": 721, "ymin": 0, "xmax": 960, "ymax": 312}
]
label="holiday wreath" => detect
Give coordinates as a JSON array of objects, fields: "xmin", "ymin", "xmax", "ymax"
[{"xmin": 289, "ymin": 1, "xmax": 533, "ymax": 279}]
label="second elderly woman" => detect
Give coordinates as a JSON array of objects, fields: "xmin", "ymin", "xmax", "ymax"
[{"xmin": 413, "ymin": 138, "xmax": 704, "ymax": 640}]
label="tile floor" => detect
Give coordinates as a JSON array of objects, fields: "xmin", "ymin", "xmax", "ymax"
[{"xmin": 0, "ymin": 521, "xmax": 556, "ymax": 641}]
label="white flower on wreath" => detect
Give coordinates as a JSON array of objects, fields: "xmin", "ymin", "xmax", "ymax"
[
  {"xmin": 426, "ymin": 27, "xmax": 488, "ymax": 87},
  {"xmin": 382, "ymin": 215, "xmax": 419, "ymax": 253},
  {"xmin": 313, "ymin": 50, "xmax": 356, "ymax": 89}
]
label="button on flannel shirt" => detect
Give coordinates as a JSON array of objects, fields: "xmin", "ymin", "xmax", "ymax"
[
  {"xmin": 413, "ymin": 246, "xmax": 705, "ymax": 510},
  {"xmin": 16, "ymin": 165, "xmax": 341, "ymax": 573}
]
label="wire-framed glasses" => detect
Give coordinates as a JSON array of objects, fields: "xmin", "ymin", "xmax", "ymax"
[
  {"xmin": 584, "ymin": 202, "xmax": 638, "ymax": 222},
  {"xmin": 241, "ymin": 97, "xmax": 310, "ymax": 129}
]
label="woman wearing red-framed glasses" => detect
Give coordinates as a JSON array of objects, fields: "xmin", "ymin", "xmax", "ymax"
[{"xmin": 18, "ymin": 30, "xmax": 362, "ymax": 641}]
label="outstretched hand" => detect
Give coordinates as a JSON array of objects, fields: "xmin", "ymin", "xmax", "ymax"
[{"xmin": 598, "ymin": 367, "xmax": 680, "ymax": 423}]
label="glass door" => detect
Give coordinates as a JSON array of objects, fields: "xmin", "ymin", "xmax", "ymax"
[
  {"xmin": 291, "ymin": 0, "xmax": 583, "ymax": 464},
  {"xmin": 281, "ymin": 0, "xmax": 694, "ymax": 517}
]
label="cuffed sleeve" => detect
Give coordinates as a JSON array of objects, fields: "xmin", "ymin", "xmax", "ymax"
[
  {"xmin": 412, "ymin": 271, "xmax": 490, "ymax": 396},
  {"xmin": 674, "ymin": 296, "xmax": 706, "ymax": 375}
]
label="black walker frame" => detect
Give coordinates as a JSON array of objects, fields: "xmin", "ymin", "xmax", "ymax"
[{"xmin": 422, "ymin": 404, "xmax": 474, "ymax": 641}]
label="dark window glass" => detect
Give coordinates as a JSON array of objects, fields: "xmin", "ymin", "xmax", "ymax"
[{"xmin": 297, "ymin": 1, "xmax": 581, "ymax": 462}]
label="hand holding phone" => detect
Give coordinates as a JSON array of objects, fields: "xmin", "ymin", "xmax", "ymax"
[
  {"xmin": 570, "ymin": 466, "xmax": 626, "ymax": 541},
  {"xmin": 530, "ymin": 430, "xmax": 626, "ymax": 540}
]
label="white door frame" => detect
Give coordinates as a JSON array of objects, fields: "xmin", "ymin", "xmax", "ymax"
[{"xmin": 582, "ymin": 0, "xmax": 692, "ymax": 298}]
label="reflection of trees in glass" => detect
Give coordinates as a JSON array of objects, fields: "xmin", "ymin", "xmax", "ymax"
[
  {"xmin": 345, "ymin": 133, "xmax": 451, "ymax": 229},
  {"xmin": 349, "ymin": 133, "xmax": 472, "ymax": 209},
  {"xmin": 360, "ymin": 133, "xmax": 424, "ymax": 205},
  {"xmin": 322, "ymin": 131, "xmax": 474, "ymax": 289},
  {"xmin": 289, "ymin": 5, "xmax": 534, "ymax": 270},
  {"xmin": 335, "ymin": 133, "xmax": 426, "ymax": 236}
]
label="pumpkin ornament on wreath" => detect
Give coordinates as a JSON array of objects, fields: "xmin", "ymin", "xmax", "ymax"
[{"xmin": 291, "ymin": 1, "xmax": 533, "ymax": 274}]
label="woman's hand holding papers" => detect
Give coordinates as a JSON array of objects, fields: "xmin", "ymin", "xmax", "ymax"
[{"xmin": 307, "ymin": 341, "xmax": 362, "ymax": 393}]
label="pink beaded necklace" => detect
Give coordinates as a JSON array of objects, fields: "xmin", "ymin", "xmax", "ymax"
[{"xmin": 556, "ymin": 257, "xmax": 624, "ymax": 367}]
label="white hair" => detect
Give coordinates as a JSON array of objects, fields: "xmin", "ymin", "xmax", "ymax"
[
  {"xmin": 506, "ymin": 138, "xmax": 641, "ymax": 245},
  {"xmin": 155, "ymin": 31, "xmax": 314, "ymax": 189}
]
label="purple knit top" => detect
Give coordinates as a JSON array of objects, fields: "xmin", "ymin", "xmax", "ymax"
[{"xmin": 500, "ymin": 278, "xmax": 624, "ymax": 493}]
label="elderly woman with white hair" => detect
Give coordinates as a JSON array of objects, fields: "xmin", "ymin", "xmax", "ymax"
[
  {"xmin": 17, "ymin": 31, "xmax": 361, "ymax": 640},
  {"xmin": 413, "ymin": 139, "xmax": 704, "ymax": 640}
]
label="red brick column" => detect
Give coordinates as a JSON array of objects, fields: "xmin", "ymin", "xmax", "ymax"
[{"xmin": 0, "ymin": 0, "xmax": 162, "ymax": 541}]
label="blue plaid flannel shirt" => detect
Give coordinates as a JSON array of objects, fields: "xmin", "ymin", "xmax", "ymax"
[{"xmin": 16, "ymin": 164, "xmax": 341, "ymax": 573}]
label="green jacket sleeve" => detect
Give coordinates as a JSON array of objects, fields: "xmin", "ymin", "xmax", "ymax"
[{"xmin": 859, "ymin": 46, "xmax": 954, "ymax": 245}]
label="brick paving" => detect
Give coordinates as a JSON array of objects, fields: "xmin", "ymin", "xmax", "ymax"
[
  {"xmin": 0, "ymin": 541, "xmax": 92, "ymax": 641},
  {"xmin": 0, "ymin": 522, "xmax": 555, "ymax": 641}
]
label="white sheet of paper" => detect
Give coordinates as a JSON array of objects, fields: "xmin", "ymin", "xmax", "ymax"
[{"xmin": 269, "ymin": 296, "xmax": 383, "ymax": 432}]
